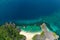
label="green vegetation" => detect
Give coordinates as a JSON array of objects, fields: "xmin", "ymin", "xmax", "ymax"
[
  {"xmin": 40, "ymin": 31, "xmax": 44, "ymax": 37},
  {"xmin": 53, "ymin": 32, "xmax": 57, "ymax": 38},
  {"xmin": 0, "ymin": 23, "xmax": 26, "ymax": 40},
  {"xmin": 32, "ymin": 31, "xmax": 44, "ymax": 40},
  {"xmin": 32, "ymin": 34, "xmax": 38, "ymax": 40},
  {"xmin": 32, "ymin": 31, "xmax": 57, "ymax": 40}
]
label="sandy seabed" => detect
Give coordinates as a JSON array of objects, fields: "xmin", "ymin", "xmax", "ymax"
[{"xmin": 20, "ymin": 30, "xmax": 41, "ymax": 40}]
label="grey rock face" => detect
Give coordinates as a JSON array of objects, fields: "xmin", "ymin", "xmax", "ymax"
[{"xmin": 35, "ymin": 34, "xmax": 41, "ymax": 40}]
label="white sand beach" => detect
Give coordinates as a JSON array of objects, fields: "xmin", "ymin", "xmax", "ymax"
[{"xmin": 20, "ymin": 30, "xmax": 41, "ymax": 40}]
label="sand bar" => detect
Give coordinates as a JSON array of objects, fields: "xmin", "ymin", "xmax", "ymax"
[{"xmin": 20, "ymin": 30, "xmax": 41, "ymax": 40}]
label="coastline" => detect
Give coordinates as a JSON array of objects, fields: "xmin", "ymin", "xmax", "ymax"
[{"xmin": 19, "ymin": 30, "xmax": 41, "ymax": 40}]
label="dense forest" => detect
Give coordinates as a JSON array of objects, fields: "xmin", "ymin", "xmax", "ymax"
[{"xmin": 0, "ymin": 22, "xmax": 26, "ymax": 40}]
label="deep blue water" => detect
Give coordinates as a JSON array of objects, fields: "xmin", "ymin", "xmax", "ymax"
[
  {"xmin": 0, "ymin": 0, "xmax": 60, "ymax": 39},
  {"xmin": 0, "ymin": 0, "xmax": 60, "ymax": 21}
]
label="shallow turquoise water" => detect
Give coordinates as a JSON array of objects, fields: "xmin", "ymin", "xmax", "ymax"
[
  {"xmin": 20, "ymin": 25, "xmax": 41, "ymax": 32},
  {"xmin": 0, "ymin": 0, "xmax": 60, "ymax": 39},
  {"xmin": 16, "ymin": 12, "xmax": 60, "ymax": 39}
]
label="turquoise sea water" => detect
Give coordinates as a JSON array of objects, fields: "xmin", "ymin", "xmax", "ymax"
[{"xmin": 0, "ymin": 0, "xmax": 60, "ymax": 39}]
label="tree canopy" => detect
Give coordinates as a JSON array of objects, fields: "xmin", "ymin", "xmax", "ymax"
[{"xmin": 0, "ymin": 23, "xmax": 26, "ymax": 40}]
